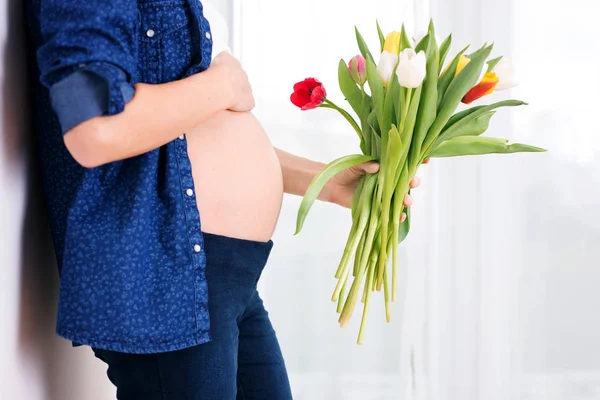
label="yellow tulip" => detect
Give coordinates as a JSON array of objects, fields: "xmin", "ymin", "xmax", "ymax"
[
  {"xmin": 383, "ymin": 31, "xmax": 401, "ymax": 55},
  {"xmin": 440, "ymin": 55, "xmax": 476, "ymax": 77},
  {"xmin": 455, "ymin": 56, "xmax": 471, "ymax": 75}
]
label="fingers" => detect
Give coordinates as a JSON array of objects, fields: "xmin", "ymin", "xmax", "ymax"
[
  {"xmin": 410, "ymin": 176, "xmax": 421, "ymax": 189},
  {"xmin": 422, "ymin": 158, "xmax": 430, "ymax": 164},
  {"xmin": 360, "ymin": 161, "xmax": 380, "ymax": 174},
  {"xmin": 403, "ymin": 194, "xmax": 413, "ymax": 207},
  {"xmin": 400, "ymin": 212, "xmax": 407, "ymax": 223}
]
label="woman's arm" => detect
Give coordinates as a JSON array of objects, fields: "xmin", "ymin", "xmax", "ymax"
[
  {"xmin": 65, "ymin": 53, "xmax": 254, "ymax": 168},
  {"xmin": 35, "ymin": 0, "xmax": 253, "ymax": 168},
  {"xmin": 274, "ymin": 148, "xmax": 420, "ymax": 213}
]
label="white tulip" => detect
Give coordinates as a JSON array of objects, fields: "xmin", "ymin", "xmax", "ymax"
[
  {"xmin": 377, "ymin": 51, "xmax": 399, "ymax": 86},
  {"xmin": 395, "ymin": 49, "xmax": 427, "ymax": 88},
  {"xmin": 492, "ymin": 59, "xmax": 518, "ymax": 90}
]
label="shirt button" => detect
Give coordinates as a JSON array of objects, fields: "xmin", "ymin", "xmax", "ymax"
[
  {"xmin": 179, "ymin": 134, "xmax": 185, "ymax": 140},
  {"xmin": 205, "ymin": 31, "xmax": 211, "ymax": 40},
  {"xmin": 186, "ymin": 188, "xmax": 194, "ymax": 197},
  {"xmin": 146, "ymin": 29, "xmax": 155, "ymax": 38},
  {"xmin": 194, "ymin": 244, "xmax": 201, "ymax": 253}
]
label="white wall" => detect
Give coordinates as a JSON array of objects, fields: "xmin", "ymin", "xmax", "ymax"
[{"xmin": 0, "ymin": 1, "xmax": 114, "ymax": 398}]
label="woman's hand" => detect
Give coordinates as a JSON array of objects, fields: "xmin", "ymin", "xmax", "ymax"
[
  {"xmin": 210, "ymin": 52, "xmax": 255, "ymax": 112},
  {"xmin": 323, "ymin": 159, "xmax": 429, "ymax": 222}
]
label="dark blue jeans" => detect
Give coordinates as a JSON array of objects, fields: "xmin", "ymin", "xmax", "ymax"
[{"xmin": 92, "ymin": 233, "xmax": 292, "ymax": 399}]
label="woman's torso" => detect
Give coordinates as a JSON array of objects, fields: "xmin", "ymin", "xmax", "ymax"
[
  {"xmin": 186, "ymin": 111, "xmax": 283, "ymax": 242},
  {"xmin": 185, "ymin": 1, "xmax": 283, "ymax": 242}
]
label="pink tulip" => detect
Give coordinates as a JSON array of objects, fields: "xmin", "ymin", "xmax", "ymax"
[{"xmin": 348, "ymin": 55, "xmax": 367, "ymax": 85}]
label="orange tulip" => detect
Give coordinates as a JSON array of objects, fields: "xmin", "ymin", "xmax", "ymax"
[{"xmin": 462, "ymin": 72, "xmax": 499, "ymax": 104}]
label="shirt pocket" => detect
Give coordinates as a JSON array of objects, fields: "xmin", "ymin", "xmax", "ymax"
[{"xmin": 137, "ymin": 0, "xmax": 199, "ymax": 84}]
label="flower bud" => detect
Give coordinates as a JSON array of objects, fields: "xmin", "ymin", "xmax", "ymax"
[{"xmin": 348, "ymin": 55, "xmax": 367, "ymax": 85}]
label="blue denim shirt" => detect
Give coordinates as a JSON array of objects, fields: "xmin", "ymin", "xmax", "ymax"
[{"xmin": 26, "ymin": 0, "xmax": 214, "ymax": 353}]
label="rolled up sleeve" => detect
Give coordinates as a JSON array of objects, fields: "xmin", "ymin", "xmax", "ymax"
[{"xmin": 36, "ymin": 0, "xmax": 138, "ymax": 134}]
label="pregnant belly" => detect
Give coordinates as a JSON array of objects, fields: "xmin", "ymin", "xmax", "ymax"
[{"xmin": 186, "ymin": 110, "xmax": 283, "ymax": 242}]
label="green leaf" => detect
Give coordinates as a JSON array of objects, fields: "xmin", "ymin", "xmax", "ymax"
[
  {"xmin": 438, "ymin": 110, "xmax": 496, "ymax": 142},
  {"xmin": 429, "ymin": 136, "xmax": 547, "ymax": 158},
  {"xmin": 410, "ymin": 33, "xmax": 439, "ymax": 166},
  {"xmin": 385, "ymin": 124, "xmax": 403, "ymax": 183},
  {"xmin": 487, "ymin": 56, "xmax": 503, "ymax": 72},
  {"xmin": 367, "ymin": 109, "xmax": 380, "ymax": 137},
  {"xmin": 437, "ymin": 45, "xmax": 470, "ymax": 109},
  {"xmin": 399, "ymin": 202, "xmax": 411, "ymax": 242},
  {"xmin": 355, "ymin": 26, "xmax": 374, "ymax": 63},
  {"xmin": 376, "ymin": 20, "xmax": 385, "ymax": 53},
  {"xmin": 437, "ymin": 100, "xmax": 527, "ymax": 145},
  {"xmin": 415, "ymin": 34, "xmax": 429, "ymax": 53},
  {"xmin": 401, "ymin": 87, "xmax": 422, "ymax": 141},
  {"xmin": 359, "ymin": 94, "xmax": 373, "ymax": 155},
  {"xmin": 467, "ymin": 43, "xmax": 487, "ymax": 59},
  {"xmin": 382, "ymin": 73, "xmax": 399, "ymax": 146},
  {"xmin": 438, "ymin": 34, "xmax": 452, "ymax": 74},
  {"xmin": 372, "ymin": 131, "xmax": 382, "ymax": 159},
  {"xmin": 443, "ymin": 105, "xmax": 485, "ymax": 129},
  {"xmin": 427, "ymin": 19, "xmax": 436, "ymax": 46},
  {"xmin": 351, "ymin": 175, "xmax": 367, "ymax": 219},
  {"xmin": 338, "ymin": 59, "xmax": 363, "ymax": 116},
  {"xmin": 366, "ymin": 57, "xmax": 385, "ymax": 131},
  {"xmin": 425, "ymin": 44, "xmax": 494, "ymax": 154},
  {"xmin": 400, "ymin": 24, "xmax": 412, "ymax": 50},
  {"xmin": 295, "ymin": 154, "xmax": 377, "ymax": 234},
  {"xmin": 400, "ymin": 86, "xmax": 423, "ymax": 158}
]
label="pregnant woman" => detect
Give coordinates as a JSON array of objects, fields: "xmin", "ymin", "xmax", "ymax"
[{"xmin": 26, "ymin": 0, "xmax": 421, "ymax": 398}]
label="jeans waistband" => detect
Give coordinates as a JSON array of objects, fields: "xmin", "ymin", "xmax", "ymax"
[{"xmin": 201, "ymin": 232, "xmax": 274, "ymax": 274}]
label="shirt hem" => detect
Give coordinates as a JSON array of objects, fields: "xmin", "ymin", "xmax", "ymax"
[{"xmin": 56, "ymin": 329, "xmax": 212, "ymax": 354}]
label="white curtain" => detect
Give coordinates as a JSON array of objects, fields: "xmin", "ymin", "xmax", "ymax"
[{"xmin": 234, "ymin": 0, "xmax": 600, "ymax": 399}]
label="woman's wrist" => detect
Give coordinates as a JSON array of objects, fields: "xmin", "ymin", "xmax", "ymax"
[{"xmin": 274, "ymin": 148, "xmax": 328, "ymax": 199}]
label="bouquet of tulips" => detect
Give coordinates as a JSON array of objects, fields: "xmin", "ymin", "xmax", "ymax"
[{"xmin": 291, "ymin": 20, "xmax": 545, "ymax": 343}]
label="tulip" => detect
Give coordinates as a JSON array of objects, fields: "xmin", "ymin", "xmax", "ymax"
[
  {"xmin": 395, "ymin": 48, "xmax": 427, "ymax": 88},
  {"xmin": 493, "ymin": 59, "xmax": 518, "ymax": 90},
  {"xmin": 291, "ymin": 78, "xmax": 327, "ymax": 110},
  {"xmin": 377, "ymin": 51, "xmax": 399, "ymax": 86},
  {"xmin": 461, "ymin": 72, "xmax": 499, "ymax": 104},
  {"xmin": 461, "ymin": 59, "xmax": 518, "ymax": 103},
  {"xmin": 348, "ymin": 55, "xmax": 367, "ymax": 85},
  {"xmin": 383, "ymin": 31, "xmax": 401, "ymax": 55}
]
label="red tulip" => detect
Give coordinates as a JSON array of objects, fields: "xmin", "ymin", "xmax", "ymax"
[{"xmin": 291, "ymin": 78, "xmax": 327, "ymax": 110}]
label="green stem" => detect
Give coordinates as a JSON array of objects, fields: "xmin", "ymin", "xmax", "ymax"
[
  {"xmin": 337, "ymin": 268, "xmax": 349, "ymax": 314},
  {"xmin": 320, "ymin": 99, "xmax": 363, "ymax": 141},
  {"xmin": 391, "ymin": 199, "xmax": 401, "ymax": 302},
  {"xmin": 339, "ymin": 184, "xmax": 381, "ymax": 326},
  {"xmin": 335, "ymin": 217, "xmax": 359, "ymax": 279},
  {"xmin": 353, "ymin": 224, "xmax": 367, "ymax": 277},
  {"xmin": 383, "ymin": 232, "xmax": 393, "ymax": 322},
  {"xmin": 391, "ymin": 168, "xmax": 409, "ymax": 302},
  {"xmin": 357, "ymin": 240, "xmax": 379, "ymax": 344},
  {"xmin": 398, "ymin": 89, "xmax": 413, "ymax": 136}
]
